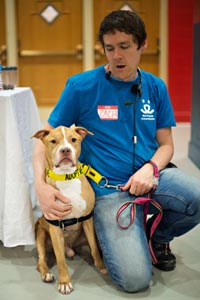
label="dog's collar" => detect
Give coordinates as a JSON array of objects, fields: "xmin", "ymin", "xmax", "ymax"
[
  {"xmin": 44, "ymin": 211, "xmax": 93, "ymax": 229},
  {"xmin": 46, "ymin": 163, "xmax": 103, "ymax": 185}
]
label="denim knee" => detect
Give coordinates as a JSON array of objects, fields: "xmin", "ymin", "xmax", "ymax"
[{"xmin": 110, "ymin": 264, "xmax": 152, "ymax": 292}]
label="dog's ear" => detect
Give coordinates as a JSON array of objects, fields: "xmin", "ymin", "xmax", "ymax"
[
  {"xmin": 32, "ymin": 129, "xmax": 50, "ymax": 140},
  {"xmin": 74, "ymin": 127, "xmax": 94, "ymax": 139}
]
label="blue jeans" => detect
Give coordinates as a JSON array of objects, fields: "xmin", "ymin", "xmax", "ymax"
[{"xmin": 93, "ymin": 167, "xmax": 200, "ymax": 292}]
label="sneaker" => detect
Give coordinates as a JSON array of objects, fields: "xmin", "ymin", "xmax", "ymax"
[{"xmin": 152, "ymin": 242, "xmax": 176, "ymax": 271}]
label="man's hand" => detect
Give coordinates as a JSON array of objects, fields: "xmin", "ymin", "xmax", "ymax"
[
  {"xmin": 35, "ymin": 181, "xmax": 72, "ymax": 220},
  {"xmin": 121, "ymin": 163, "xmax": 154, "ymax": 195}
]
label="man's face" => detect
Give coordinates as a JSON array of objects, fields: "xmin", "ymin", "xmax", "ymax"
[{"xmin": 103, "ymin": 30, "xmax": 147, "ymax": 81}]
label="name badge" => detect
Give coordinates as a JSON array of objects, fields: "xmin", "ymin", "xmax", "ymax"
[{"xmin": 97, "ymin": 105, "xmax": 118, "ymax": 120}]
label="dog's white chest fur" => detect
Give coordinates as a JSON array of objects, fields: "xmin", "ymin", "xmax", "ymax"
[{"xmin": 55, "ymin": 179, "xmax": 86, "ymax": 219}]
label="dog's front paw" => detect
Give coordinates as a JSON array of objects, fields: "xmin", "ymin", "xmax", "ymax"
[
  {"xmin": 58, "ymin": 282, "xmax": 74, "ymax": 294},
  {"xmin": 42, "ymin": 272, "xmax": 54, "ymax": 282}
]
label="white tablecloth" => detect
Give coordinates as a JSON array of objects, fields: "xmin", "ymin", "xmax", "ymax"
[{"xmin": 0, "ymin": 87, "xmax": 42, "ymax": 247}]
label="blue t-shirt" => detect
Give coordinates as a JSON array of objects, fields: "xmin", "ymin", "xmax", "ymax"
[{"xmin": 48, "ymin": 65, "xmax": 176, "ymax": 196}]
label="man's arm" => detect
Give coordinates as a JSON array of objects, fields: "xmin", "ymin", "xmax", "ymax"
[
  {"xmin": 33, "ymin": 123, "xmax": 72, "ymax": 220},
  {"xmin": 150, "ymin": 127, "xmax": 174, "ymax": 170},
  {"xmin": 122, "ymin": 127, "xmax": 174, "ymax": 195}
]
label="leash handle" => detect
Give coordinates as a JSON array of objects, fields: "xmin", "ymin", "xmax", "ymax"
[
  {"xmin": 116, "ymin": 201, "xmax": 136, "ymax": 229},
  {"xmin": 116, "ymin": 194, "xmax": 151, "ymax": 229},
  {"xmin": 116, "ymin": 193, "xmax": 163, "ymax": 264}
]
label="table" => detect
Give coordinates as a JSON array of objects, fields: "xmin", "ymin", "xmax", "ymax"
[{"xmin": 0, "ymin": 88, "xmax": 42, "ymax": 247}]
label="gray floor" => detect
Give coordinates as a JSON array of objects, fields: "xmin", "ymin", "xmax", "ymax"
[{"xmin": 1, "ymin": 122, "xmax": 200, "ymax": 300}]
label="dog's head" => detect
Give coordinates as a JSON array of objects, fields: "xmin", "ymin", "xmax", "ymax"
[{"xmin": 33, "ymin": 126, "xmax": 93, "ymax": 173}]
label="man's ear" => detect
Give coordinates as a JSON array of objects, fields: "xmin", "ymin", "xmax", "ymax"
[{"xmin": 141, "ymin": 38, "xmax": 148, "ymax": 52}]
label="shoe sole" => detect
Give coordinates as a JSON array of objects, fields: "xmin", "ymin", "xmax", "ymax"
[{"xmin": 153, "ymin": 261, "xmax": 176, "ymax": 271}]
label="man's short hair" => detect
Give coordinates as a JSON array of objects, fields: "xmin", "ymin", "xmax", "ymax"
[{"xmin": 98, "ymin": 10, "xmax": 147, "ymax": 49}]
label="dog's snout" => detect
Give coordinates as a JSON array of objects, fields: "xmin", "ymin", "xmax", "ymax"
[{"xmin": 59, "ymin": 147, "xmax": 71, "ymax": 155}]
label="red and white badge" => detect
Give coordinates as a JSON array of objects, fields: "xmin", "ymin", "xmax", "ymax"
[{"xmin": 97, "ymin": 105, "xmax": 118, "ymax": 120}]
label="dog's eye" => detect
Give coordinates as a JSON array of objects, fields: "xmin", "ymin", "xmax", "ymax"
[
  {"xmin": 71, "ymin": 138, "xmax": 77, "ymax": 143},
  {"xmin": 50, "ymin": 139, "xmax": 56, "ymax": 144}
]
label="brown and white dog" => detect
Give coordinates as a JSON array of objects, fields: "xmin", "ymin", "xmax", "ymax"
[{"xmin": 33, "ymin": 125, "xmax": 106, "ymax": 294}]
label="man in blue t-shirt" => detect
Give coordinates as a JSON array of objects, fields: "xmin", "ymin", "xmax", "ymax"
[{"xmin": 33, "ymin": 10, "xmax": 200, "ymax": 293}]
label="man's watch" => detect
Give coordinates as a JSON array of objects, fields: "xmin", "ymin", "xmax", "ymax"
[{"xmin": 146, "ymin": 160, "xmax": 159, "ymax": 190}]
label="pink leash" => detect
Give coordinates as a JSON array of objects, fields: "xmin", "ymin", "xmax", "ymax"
[{"xmin": 116, "ymin": 192, "xmax": 163, "ymax": 264}]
